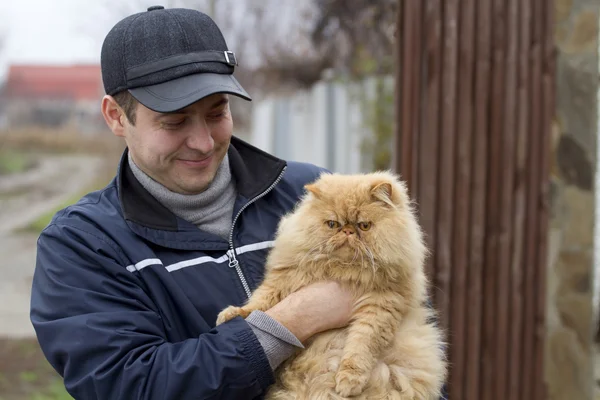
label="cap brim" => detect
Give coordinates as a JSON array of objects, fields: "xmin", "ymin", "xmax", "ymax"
[{"xmin": 129, "ymin": 73, "xmax": 251, "ymax": 113}]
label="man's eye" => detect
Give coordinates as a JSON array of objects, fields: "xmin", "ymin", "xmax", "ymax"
[
  {"xmin": 208, "ymin": 112, "xmax": 225, "ymax": 120},
  {"xmin": 162, "ymin": 119, "xmax": 185, "ymax": 129}
]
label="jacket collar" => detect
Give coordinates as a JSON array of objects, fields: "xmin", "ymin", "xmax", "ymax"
[{"xmin": 117, "ymin": 136, "xmax": 286, "ymax": 232}]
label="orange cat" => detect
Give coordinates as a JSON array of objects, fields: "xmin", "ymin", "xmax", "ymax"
[{"xmin": 217, "ymin": 171, "xmax": 447, "ymax": 399}]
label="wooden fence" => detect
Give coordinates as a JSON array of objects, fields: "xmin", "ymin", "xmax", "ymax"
[{"xmin": 394, "ymin": 0, "xmax": 555, "ymax": 399}]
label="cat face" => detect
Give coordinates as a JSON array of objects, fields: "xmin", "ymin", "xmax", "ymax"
[
  {"xmin": 289, "ymin": 171, "xmax": 424, "ymax": 271},
  {"xmin": 310, "ymin": 186, "xmax": 389, "ymax": 262}
]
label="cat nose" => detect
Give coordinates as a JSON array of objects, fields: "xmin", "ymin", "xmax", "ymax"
[{"xmin": 342, "ymin": 226, "xmax": 355, "ymax": 236}]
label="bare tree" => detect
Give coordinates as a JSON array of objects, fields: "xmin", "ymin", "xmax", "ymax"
[
  {"xmin": 313, "ymin": 0, "xmax": 397, "ymax": 74},
  {"xmin": 260, "ymin": 0, "xmax": 397, "ymax": 81},
  {"xmin": 210, "ymin": 0, "xmax": 398, "ymax": 94}
]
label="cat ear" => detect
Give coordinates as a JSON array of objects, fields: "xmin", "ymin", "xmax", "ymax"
[
  {"xmin": 305, "ymin": 183, "xmax": 323, "ymax": 199},
  {"xmin": 371, "ymin": 182, "xmax": 395, "ymax": 207}
]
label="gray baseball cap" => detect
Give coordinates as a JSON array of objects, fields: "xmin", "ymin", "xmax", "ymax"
[{"xmin": 100, "ymin": 5, "xmax": 251, "ymax": 113}]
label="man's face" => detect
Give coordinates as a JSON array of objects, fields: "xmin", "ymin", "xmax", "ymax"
[{"xmin": 112, "ymin": 94, "xmax": 233, "ymax": 195}]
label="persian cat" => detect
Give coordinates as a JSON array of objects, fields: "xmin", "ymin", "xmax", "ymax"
[{"xmin": 217, "ymin": 171, "xmax": 447, "ymax": 399}]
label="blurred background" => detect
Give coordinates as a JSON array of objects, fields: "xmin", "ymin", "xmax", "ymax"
[{"xmin": 0, "ymin": 0, "xmax": 598, "ymax": 399}]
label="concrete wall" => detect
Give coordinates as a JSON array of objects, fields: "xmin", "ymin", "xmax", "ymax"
[{"xmin": 546, "ymin": 1, "xmax": 599, "ymax": 399}]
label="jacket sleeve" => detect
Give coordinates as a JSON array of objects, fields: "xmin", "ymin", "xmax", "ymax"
[{"xmin": 30, "ymin": 221, "xmax": 274, "ymax": 400}]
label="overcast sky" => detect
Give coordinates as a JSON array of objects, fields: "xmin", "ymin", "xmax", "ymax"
[
  {"xmin": 0, "ymin": 0, "xmax": 314, "ymax": 80},
  {"xmin": 0, "ymin": 0, "xmax": 213, "ymax": 78},
  {"xmin": 1, "ymin": 0, "xmax": 101, "ymax": 71}
]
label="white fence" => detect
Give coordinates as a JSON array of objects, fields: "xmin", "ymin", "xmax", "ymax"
[{"xmin": 247, "ymin": 77, "xmax": 393, "ymax": 174}]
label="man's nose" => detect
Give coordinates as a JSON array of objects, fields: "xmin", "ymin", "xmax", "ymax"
[{"xmin": 186, "ymin": 123, "xmax": 214, "ymax": 154}]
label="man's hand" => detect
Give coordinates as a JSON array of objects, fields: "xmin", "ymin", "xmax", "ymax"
[{"xmin": 265, "ymin": 281, "xmax": 355, "ymax": 343}]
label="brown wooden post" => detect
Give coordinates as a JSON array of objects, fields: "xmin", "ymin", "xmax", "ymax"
[{"xmin": 394, "ymin": 0, "xmax": 555, "ymax": 398}]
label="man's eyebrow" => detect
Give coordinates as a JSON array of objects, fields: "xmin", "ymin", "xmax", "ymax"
[
  {"xmin": 155, "ymin": 111, "xmax": 185, "ymax": 120},
  {"xmin": 209, "ymin": 97, "xmax": 229, "ymax": 109}
]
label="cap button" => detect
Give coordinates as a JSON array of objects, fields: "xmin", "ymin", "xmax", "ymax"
[{"xmin": 147, "ymin": 5, "xmax": 165, "ymax": 11}]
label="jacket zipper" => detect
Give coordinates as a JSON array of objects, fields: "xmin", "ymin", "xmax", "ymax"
[{"xmin": 226, "ymin": 166, "xmax": 287, "ymax": 299}]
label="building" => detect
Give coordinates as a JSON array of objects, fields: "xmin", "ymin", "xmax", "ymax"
[{"xmin": 0, "ymin": 64, "xmax": 105, "ymax": 133}]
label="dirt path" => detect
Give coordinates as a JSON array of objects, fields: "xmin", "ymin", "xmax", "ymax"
[{"xmin": 0, "ymin": 154, "xmax": 106, "ymax": 338}]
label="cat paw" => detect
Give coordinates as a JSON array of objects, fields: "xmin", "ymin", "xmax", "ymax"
[
  {"xmin": 335, "ymin": 362, "xmax": 369, "ymax": 397},
  {"xmin": 216, "ymin": 306, "xmax": 249, "ymax": 325}
]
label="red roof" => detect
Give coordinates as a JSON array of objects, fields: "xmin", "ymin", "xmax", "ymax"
[{"xmin": 3, "ymin": 64, "xmax": 103, "ymax": 101}]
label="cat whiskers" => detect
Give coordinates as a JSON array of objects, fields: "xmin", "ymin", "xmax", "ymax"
[
  {"xmin": 356, "ymin": 241, "xmax": 377, "ymax": 273},
  {"xmin": 298, "ymin": 238, "xmax": 330, "ymax": 266},
  {"xmin": 339, "ymin": 246, "xmax": 360, "ymax": 266},
  {"xmin": 359, "ymin": 246, "xmax": 366, "ymax": 270},
  {"xmin": 351, "ymin": 247, "xmax": 360, "ymax": 264},
  {"xmin": 365, "ymin": 248, "xmax": 377, "ymax": 273}
]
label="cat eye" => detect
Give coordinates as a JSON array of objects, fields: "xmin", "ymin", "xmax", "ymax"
[
  {"xmin": 326, "ymin": 220, "xmax": 341, "ymax": 229},
  {"xmin": 358, "ymin": 222, "xmax": 372, "ymax": 231}
]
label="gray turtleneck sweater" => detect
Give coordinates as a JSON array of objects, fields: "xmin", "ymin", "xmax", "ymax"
[
  {"xmin": 128, "ymin": 153, "xmax": 303, "ymax": 370},
  {"xmin": 128, "ymin": 151, "xmax": 236, "ymax": 240}
]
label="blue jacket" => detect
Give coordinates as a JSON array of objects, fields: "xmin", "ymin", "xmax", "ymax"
[{"xmin": 30, "ymin": 137, "xmax": 326, "ymax": 400}]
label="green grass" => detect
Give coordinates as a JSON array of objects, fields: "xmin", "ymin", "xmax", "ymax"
[
  {"xmin": 0, "ymin": 151, "xmax": 32, "ymax": 175},
  {"xmin": 21, "ymin": 191, "xmax": 89, "ymax": 234},
  {"xmin": 19, "ymin": 371, "xmax": 39, "ymax": 383},
  {"xmin": 21, "ymin": 177, "xmax": 111, "ymax": 234},
  {"xmin": 30, "ymin": 380, "xmax": 73, "ymax": 400},
  {"xmin": 0, "ymin": 338, "xmax": 73, "ymax": 400}
]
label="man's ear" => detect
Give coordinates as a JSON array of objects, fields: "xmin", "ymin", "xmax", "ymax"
[{"xmin": 101, "ymin": 95, "xmax": 128, "ymax": 138}]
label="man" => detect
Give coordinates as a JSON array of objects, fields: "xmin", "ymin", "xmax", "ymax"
[{"xmin": 30, "ymin": 5, "xmax": 355, "ymax": 400}]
